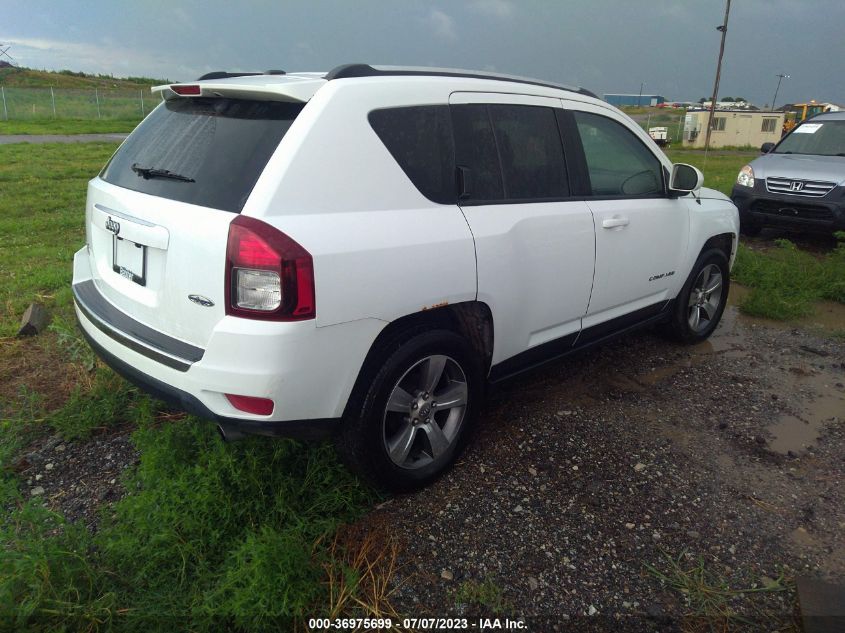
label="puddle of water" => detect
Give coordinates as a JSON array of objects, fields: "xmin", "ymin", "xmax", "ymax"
[
  {"xmin": 768, "ymin": 415, "xmax": 823, "ymax": 455},
  {"xmin": 674, "ymin": 284, "xmax": 844, "ymax": 455},
  {"xmin": 767, "ymin": 371, "xmax": 845, "ymax": 455}
]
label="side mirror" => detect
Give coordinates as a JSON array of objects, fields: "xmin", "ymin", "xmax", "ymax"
[
  {"xmin": 669, "ymin": 163, "xmax": 703, "ymax": 193},
  {"xmin": 761, "ymin": 142, "xmax": 775, "ymax": 154}
]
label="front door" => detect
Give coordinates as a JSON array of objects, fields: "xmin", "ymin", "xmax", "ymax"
[{"xmin": 565, "ymin": 103, "xmax": 689, "ymax": 334}]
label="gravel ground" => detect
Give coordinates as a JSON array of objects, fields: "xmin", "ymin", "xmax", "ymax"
[
  {"xmin": 370, "ymin": 303, "xmax": 844, "ymax": 631},
  {"xmin": 16, "ymin": 427, "xmax": 138, "ymax": 532},
  {"xmin": 12, "ymin": 297, "xmax": 844, "ymax": 630}
]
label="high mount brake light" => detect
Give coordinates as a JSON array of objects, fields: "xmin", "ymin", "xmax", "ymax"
[
  {"xmin": 171, "ymin": 84, "xmax": 202, "ymax": 96},
  {"xmin": 225, "ymin": 216, "xmax": 315, "ymax": 321}
]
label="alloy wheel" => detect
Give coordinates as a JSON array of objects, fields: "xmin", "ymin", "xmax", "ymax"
[
  {"xmin": 382, "ymin": 354, "xmax": 468, "ymax": 469},
  {"xmin": 687, "ymin": 264, "xmax": 723, "ymax": 332}
]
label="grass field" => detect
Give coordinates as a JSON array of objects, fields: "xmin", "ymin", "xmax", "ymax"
[
  {"xmin": 0, "ymin": 67, "xmax": 165, "ymax": 89},
  {"xmin": 664, "ymin": 147, "xmax": 754, "ymax": 196},
  {"xmin": 0, "ymin": 142, "xmax": 384, "ymax": 631},
  {"xmin": 0, "ymin": 67, "xmax": 159, "ymax": 132},
  {"xmin": 0, "ymin": 141, "xmax": 842, "ymax": 629}
]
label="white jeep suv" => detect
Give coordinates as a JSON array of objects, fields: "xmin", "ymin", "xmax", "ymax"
[{"xmin": 72, "ymin": 64, "xmax": 739, "ymax": 490}]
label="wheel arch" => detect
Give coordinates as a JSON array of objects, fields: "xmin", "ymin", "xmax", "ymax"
[
  {"xmin": 341, "ymin": 301, "xmax": 494, "ymax": 419},
  {"xmin": 701, "ymin": 232, "xmax": 736, "ymax": 262}
]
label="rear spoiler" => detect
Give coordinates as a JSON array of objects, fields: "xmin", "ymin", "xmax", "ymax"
[{"xmin": 152, "ymin": 77, "xmax": 325, "ymax": 103}]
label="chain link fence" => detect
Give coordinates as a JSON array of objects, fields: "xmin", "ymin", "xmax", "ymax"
[{"xmin": 0, "ymin": 87, "xmax": 162, "ymax": 120}]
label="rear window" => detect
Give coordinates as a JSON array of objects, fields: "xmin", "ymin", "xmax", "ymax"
[{"xmin": 101, "ymin": 98, "xmax": 303, "ymax": 213}]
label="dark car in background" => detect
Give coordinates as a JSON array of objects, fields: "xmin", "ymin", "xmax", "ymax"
[{"xmin": 731, "ymin": 111, "xmax": 845, "ymax": 235}]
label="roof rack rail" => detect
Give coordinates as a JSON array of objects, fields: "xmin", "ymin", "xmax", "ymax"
[
  {"xmin": 324, "ymin": 63, "xmax": 598, "ymax": 99},
  {"xmin": 196, "ymin": 69, "xmax": 286, "ymax": 81},
  {"xmin": 196, "ymin": 71, "xmax": 261, "ymax": 81}
]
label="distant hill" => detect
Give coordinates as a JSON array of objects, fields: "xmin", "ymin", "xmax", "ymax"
[{"xmin": 0, "ymin": 66, "xmax": 171, "ymax": 89}]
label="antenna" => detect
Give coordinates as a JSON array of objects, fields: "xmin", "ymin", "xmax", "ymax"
[{"xmin": 0, "ymin": 43, "xmax": 17, "ymax": 67}]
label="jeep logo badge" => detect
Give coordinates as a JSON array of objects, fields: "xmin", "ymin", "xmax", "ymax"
[
  {"xmin": 188, "ymin": 294, "xmax": 215, "ymax": 307},
  {"xmin": 790, "ymin": 181, "xmax": 804, "ymax": 192},
  {"xmin": 105, "ymin": 216, "xmax": 121, "ymax": 235}
]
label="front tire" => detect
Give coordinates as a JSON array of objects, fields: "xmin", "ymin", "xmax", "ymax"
[
  {"xmin": 662, "ymin": 248, "xmax": 730, "ymax": 343},
  {"xmin": 335, "ymin": 329, "xmax": 483, "ymax": 492}
]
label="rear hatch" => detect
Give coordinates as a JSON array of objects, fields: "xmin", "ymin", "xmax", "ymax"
[{"xmin": 85, "ymin": 89, "xmax": 307, "ymax": 348}]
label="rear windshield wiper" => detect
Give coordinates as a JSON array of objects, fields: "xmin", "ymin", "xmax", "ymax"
[{"xmin": 131, "ymin": 163, "xmax": 195, "ymax": 183}]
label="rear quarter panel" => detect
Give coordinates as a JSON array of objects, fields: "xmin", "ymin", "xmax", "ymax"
[{"xmin": 244, "ymin": 79, "xmax": 478, "ymax": 328}]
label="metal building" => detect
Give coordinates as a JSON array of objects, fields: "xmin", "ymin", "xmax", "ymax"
[{"xmin": 604, "ymin": 93, "xmax": 666, "ymax": 107}]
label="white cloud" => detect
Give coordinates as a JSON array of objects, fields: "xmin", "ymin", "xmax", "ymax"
[
  {"xmin": 426, "ymin": 9, "xmax": 457, "ymax": 40},
  {"xmin": 469, "ymin": 0, "xmax": 515, "ymax": 19}
]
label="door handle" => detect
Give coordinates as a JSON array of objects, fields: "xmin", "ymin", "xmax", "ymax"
[{"xmin": 602, "ymin": 216, "xmax": 629, "ymax": 229}]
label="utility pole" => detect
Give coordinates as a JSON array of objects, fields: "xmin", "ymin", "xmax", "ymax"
[
  {"xmin": 703, "ymin": 0, "xmax": 731, "ymax": 153},
  {"xmin": 637, "ymin": 82, "xmax": 644, "ymax": 108},
  {"xmin": 771, "ymin": 73, "xmax": 789, "ymax": 111}
]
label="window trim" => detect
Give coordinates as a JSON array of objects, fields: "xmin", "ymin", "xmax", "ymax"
[{"xmin": 567, "ymin": 109, "xmax": 668, "ymax": 200}]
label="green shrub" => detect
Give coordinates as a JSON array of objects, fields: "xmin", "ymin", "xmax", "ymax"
[{"xmin": 732, "ymin": 237, "xmax": 845, "ymax": 320}]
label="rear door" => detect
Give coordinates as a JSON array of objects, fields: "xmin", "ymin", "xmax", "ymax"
[
  {"xmin": 448, "ymin": 92, "xmax": 595, "ymax": 374},
  {"xmin": 562, "ymin": 103, "xmax": 689, "ymax": 335},
  {"xmin": 85, "ymin": 96, "xmax": 304, "ymax": 347}
]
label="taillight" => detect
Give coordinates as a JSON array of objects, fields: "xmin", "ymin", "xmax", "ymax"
[{"xmin": 225, "ymin": 216, "xmax": 315, "ymax": 321}]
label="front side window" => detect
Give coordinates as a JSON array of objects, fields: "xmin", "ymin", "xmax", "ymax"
[
  {"xmin": 368, "ymin": 106, "xmax": 456, "ymax": 204},
  {"xmin": 574, "ymin": 111, "xmax": 663, "ymax": 196}
]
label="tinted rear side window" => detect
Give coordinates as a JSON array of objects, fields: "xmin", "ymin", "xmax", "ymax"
[
  {"xmin": 451, "ymin": 104, "xmax": 505, "ymax": 202},
  {"xmin": 101, "ymin": 98, "xmax": 303, "ymax": 213},
  {"xmin": 489, "ymin": 104, "xmax": 569, "ymax": 199},
  {"xmin": 368, "ymin": 106, "xmax": 456, "ymax": 204}
]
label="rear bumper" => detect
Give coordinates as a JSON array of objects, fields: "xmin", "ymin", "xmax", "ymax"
[
  {"xmin": 79, "ymin": 325, "xmax": 339, "ymax": 439},
  {"xmin": 731, "ymin": 184, "xmax": 845, "ymax": 231},
  {"xmin": 72, "ymin": 246, "xmax": 385, "ymax": 436}
]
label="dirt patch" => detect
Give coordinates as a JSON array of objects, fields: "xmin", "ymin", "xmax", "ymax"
[
  {"xmin": 0, "ymin": 333, "xmax": 91, "ymax": 412},
  {"xmin": 370, "ymin": 295, "xmax": 844, "ymax": 625},
  {"xmin": 743, "ymin": 229, "xmax": 841, "ymax": 256}
]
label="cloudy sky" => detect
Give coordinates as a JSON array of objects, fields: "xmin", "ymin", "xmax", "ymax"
[{"xmin": 3, "ymin": 0, "xmax": 843, "ymax": 107}]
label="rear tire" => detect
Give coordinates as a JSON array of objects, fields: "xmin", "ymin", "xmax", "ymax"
[
  {"xmin": 335, "ymin": 329, "xmax": 483, "ymax": 492},
  {"xmin": 662, "ymin": 248, "xmax": 730, "ymax": 344}
]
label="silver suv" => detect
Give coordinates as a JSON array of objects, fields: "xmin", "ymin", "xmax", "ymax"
[{"xmin": 731, "ymin": 111, "xmax": 845, "ymax": 235}]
